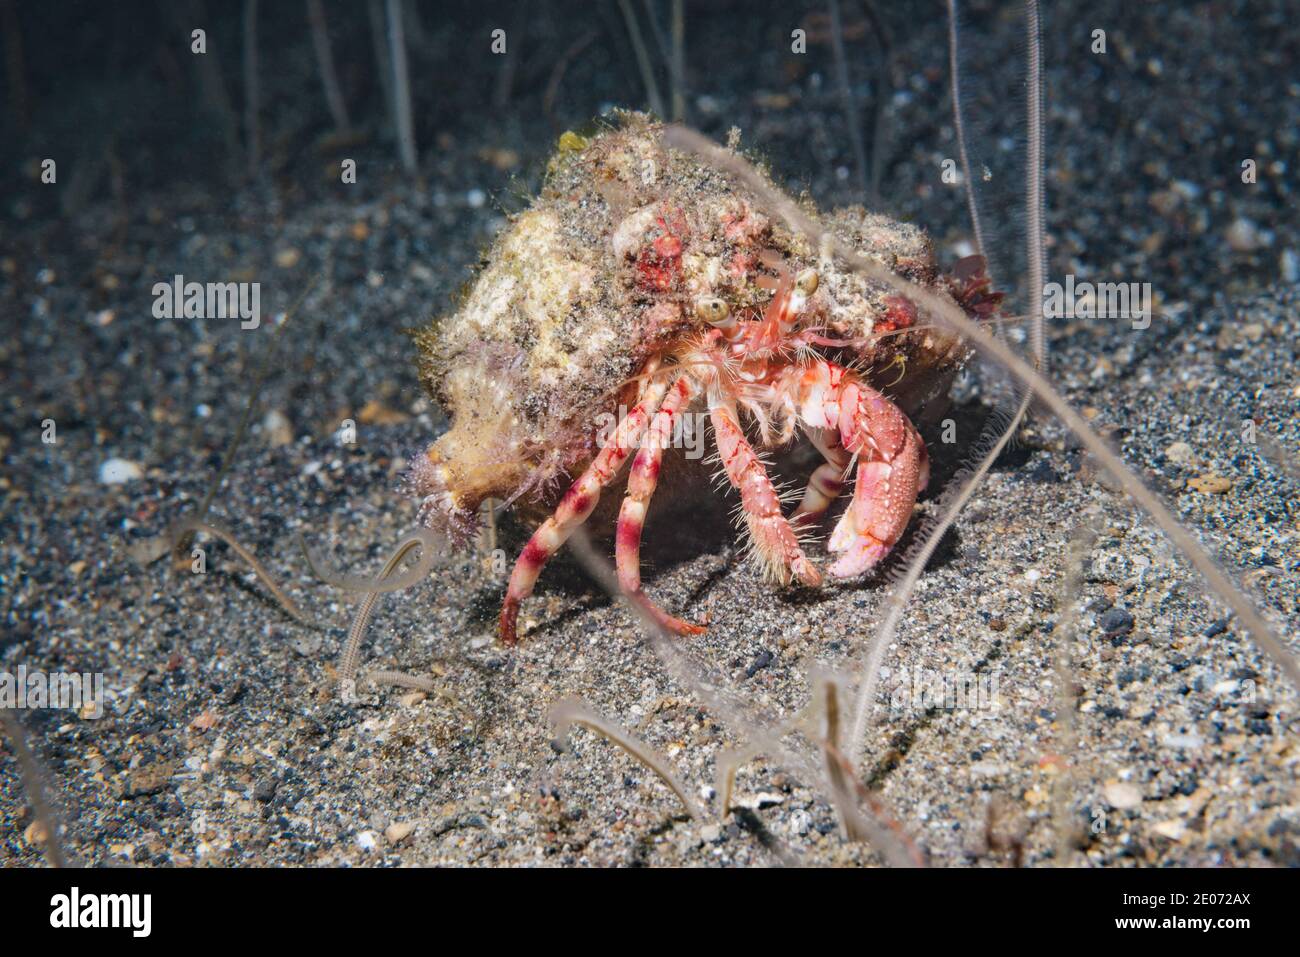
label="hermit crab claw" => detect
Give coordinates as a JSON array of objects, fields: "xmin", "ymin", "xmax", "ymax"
[{"xmin": 790, "ymin": 363, "xmax": 929, "ymax": 579}]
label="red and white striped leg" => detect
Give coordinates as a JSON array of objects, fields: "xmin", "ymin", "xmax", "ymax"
[
  {"xmin": 498, "ymin": 377, "xmax": 670, "ymax": 645},
  {"xmin": 615, "ymin": 376, "xmax": 707, "ymax": 636},
  {"xmin": 710, "ymin": 403, "xmax": 821, "ymax": 587}
]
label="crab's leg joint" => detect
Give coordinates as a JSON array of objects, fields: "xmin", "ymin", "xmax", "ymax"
[
  {"xmin": 498, "ymin": 377, "xmax": 671, "ymax": 644},
  {"xmin": 615, "ymin": 375, "xmax": 707, "ymax": 636}
]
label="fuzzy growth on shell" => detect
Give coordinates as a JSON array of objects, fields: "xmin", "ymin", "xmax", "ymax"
[{"xmin": 410, "ymin": 113, "xmax": 979, "ymax": 541}]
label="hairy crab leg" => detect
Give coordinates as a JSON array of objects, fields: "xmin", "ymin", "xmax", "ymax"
[
  {"xmin": 615, "ymin": 376, "xmax": 708, "ymax": 635},
  {"xmin": 792, "ymin": 359, "xmax": 928, "ymax": 578},
  {"xmin": 710, "ymin": 403, "xmax": 821, "ymax": 587},
  {"xmin": 498, "ymin": 377, "xmax": 671, "ymax": 645}
]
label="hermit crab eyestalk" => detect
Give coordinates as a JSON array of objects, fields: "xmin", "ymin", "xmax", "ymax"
[
  {"xmin": 695, "ymin": 296, "xmax": 734, "ymax": 329},
  {"xmin": 795, "ymin": 267, "xmax": 819, "ymax": 296}
]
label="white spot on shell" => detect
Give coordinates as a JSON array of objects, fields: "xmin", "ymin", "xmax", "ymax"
[{"xmin": 611, "ymin": 204, "xmax": 661, "ymax": 260}]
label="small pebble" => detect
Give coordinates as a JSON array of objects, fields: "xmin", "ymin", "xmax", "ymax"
[
  {"xmin": 23, "ymin": 820, "xmax": 48, "ymax": 846},
  {"xmin": 1151, "ymin": 819, "xmax": 1187, "ymax": 841},
  {"xmin": 1163, "ymin": 441, "xmax": 1195, "ymax": 465},
  {"xmin": 1188, "ymin": 473, "xmax": 1233, "ymax": 494},
  {"xmin": 1225, "ymin": 216, "xmax": 1268, "ymax": 252},
  {"xmin": 98, "ymin": 457, "xmax": 143, "ymax": 484},
  {"xmin": 1103, "ymin": 780, "xmax": 1143, "ymax": 809},
  {"xmin": 1282, "ymin": 248, "xmax": 1300, "ymax": 282},
  {"xmin": 253, "ymin": 779, "xmax": 278, "ymax": 802},
  {"xmin": 384, "ymin": 822, "xmax": 415, "ymax": 845},
  {"xmin": 1099, "ymin": 607, "xmax": 1135, "ymax": 636},
  {"xmin": 262, "ymin": 410, "xmax": 293, "ymax": 447}
]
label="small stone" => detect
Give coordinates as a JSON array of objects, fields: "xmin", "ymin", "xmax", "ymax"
[
  {"xmin": 1163, "ymin": 441, "xmax": 1195, "ymax": 466},
  {"xmin": 1151, "ymin": 819, "xmax": 1187, "ymax": 841},
  {"xmin": 699, "ymin": 823, "xmax": 721, "ymax": 843},
  {"xmin": 357, "ymin": 399, "xmax": 408, "ymax": 425},
  {"xmin": 1225, "ymin": 217, "xmax": 1268, "ymax": 252},
  {"xmin": 274, "ymin": 247, "xmax": 302, "ymax": 268},
  {"xmin": 356, "ymin": 830, "xmax": 379, "ymax": 851},
  {"xmin": 126, "ymin": 534, "xmax": 173, "ymax": 567},
  {"xmin": 262, "ymin": 410, "xmax": 293, "ymax": 447},
  {"xmin": 1202, "ymin": 617, "xmax": 1231, "ymax": 638},
  {"xmin": 1103, "ymin": 780, "xmax": 1142, "ymax": 810},
  {"xmin": 253, "ymin": 778, "xmax": 278, "ymax": 802},
  {"xmin": 23, "ymin": 820, "xmax": 48, "ymax": 846},
  {"xmin": 1239, "ymin": 322, "xmax": 1266, "ymax": 342},
  {"xmin": 290, "ymin": 635, "xmax": 321, "ymax": 657},
  {"xmin": 1282, "ymin": 248, "xmax": 1300, "ymax": 283},
  {"xmin": 123, "ymin": 761, "xmax": 176, "ymax": 799},
  {"xmin": 1188, "ymin": 473, "xmax": 1232, "ymax": 494},
  {"xmin": 1098, "ymin": 607, "xmax": 1135, "ymax": 636},
  {"xmin": 99, "ymin": 457, "xmax": 143, "ymax": 484},
  {"xmin": 385, "ymin": 822, "xmax": 415, "ymax": 845},
  {"xmin": 398, "ymin": 691, "xmax": 427, "ymax": 708},
  {"xmin": 745, "ymin": 649, "xmax": 773, "ymax": 678}
]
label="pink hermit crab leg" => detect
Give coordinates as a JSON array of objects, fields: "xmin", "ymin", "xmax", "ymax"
[
  {"xmin": 790, "ymin": 425, "xmax": 852, "ymax": 526},
  {"xmin": 709, "ymin": 402, "xmax": 822, "ymax": 588},
  {"xmin": 615, "ymin": 376, "xmax": 708, "ymax": 636},
  {"xmin": 498, "ymin": 376, "xmax": 671, "ymax": 645},
  {"xmin": 792, "ymin": 359, "xmax": 928, "ymax": 578}
]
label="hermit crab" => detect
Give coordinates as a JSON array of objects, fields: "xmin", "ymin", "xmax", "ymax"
[{"xmin": 410, "ymin": 114, "xmax": 1000, "ymax": 644}]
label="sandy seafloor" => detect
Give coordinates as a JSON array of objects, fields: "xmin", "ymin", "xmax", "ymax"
[{"xmin": 1, "ymin": 0, "xmax": 1298, "ymax": 867}]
